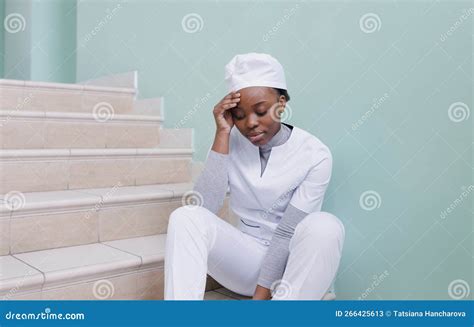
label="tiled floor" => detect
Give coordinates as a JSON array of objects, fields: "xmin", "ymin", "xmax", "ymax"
[{"xmin": 204, "ymin": 287, "xmax": 252, "ymax": 300}]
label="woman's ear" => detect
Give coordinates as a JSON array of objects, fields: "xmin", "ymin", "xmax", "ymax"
[
  {"xmin": 278, "ymin": 94, "xmax": 287, "ymax": 109},
  {"xmin": 272, "ymin": 95, "xmax": 287, "ymax": 121}
]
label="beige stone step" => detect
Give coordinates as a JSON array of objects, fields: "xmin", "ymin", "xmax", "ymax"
[
  {"xmin": 1, "ymin": 79, "xmax": 137, "ymax": 115},
  {"xmin": 77, "ymin": 72, "xmax": 164, "ymax": 117},
  {"xmin": 0, "ymin": 110, "xmax": 165, "ymax": 149},
  {"xmin": 0, "ymin": 234, "xmax": 335, "ymax": 300},
  {"xmin": 133, "ymin": 98, "xmax": 163, "ymax": 117},
  {"xmin": 0, "ymin": 148, "xmax": 193, "ymax": 193},
  {"xmin": 0, "ymin": 235, "xmax": 223, "ymax": 300},
  {"xmin": 1, "ymin": 182, "xmax": 231, "ymax": 255},
  {"xmin": 158, "ymin": 128, "xmax": 193, "ymax": 149},
  {"xmin": 0, "ymin": 107, "xmax": 191, "ymax": 149}
]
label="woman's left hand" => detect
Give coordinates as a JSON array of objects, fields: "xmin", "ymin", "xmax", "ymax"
[{"xmin": 252, "ymin": 285, "xmax": 272, "ymax": 300}]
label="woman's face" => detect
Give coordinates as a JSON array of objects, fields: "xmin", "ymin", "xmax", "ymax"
[{"xmin": 231, "ymin": 86, "xmax": 287, "ymax": 146}]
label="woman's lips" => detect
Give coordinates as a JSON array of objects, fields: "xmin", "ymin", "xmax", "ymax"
[{"xmin": 248, "ymin": 132, "xmax": 265, "ymax": 143}]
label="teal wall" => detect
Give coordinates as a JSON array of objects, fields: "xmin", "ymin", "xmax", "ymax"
[
  {"xmin": 3, "ymin": 0, "xmax": 32, "ymax": 79},
  {"xmin": 3, "ymin": 0, "xmax": 473, "ymax": 300},
  {"xmin": 30, "ymin": 0, "xmax": 76, "ymax": 82}
]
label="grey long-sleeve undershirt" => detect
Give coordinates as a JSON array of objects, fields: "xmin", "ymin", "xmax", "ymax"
[{"xmin": 193, "ymin": 124, "xmax": 308, "ymax": 290}]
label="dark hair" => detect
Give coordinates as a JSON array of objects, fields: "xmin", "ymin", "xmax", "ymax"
[{"xmin": 274, "ymin": 88, "xmax": 290, "ymax": 102}]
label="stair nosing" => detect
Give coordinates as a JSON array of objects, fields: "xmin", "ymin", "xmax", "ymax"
[
  {"xmin": 2, "ymin": 235, "xmax": 167, "ymax": 292},
  {"xmin": 0, "ymin": 148, "xmax": 194, "ymax": 161},
  {"xmin": 0, "ymin": 109, "xmax": 164, "ymax": 123},
  {"xmin": 4, "ymin": 183, "xmax": 194, "ymax": 217},
  {"xmin": 0, "ymin": 78, "xmax": 137, "ymax": 95},
  {"xmin": 0, "ymin": 256, "xmax": 45, "ymax": 296},
  {"xmin": 12, "ymin": 243, "xmax": 143, "ymax": 289}
]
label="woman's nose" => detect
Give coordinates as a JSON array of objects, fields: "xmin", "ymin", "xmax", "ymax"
[{"xmin": 246, "ymin": 114, "xmax": 259, "ymax": 129}]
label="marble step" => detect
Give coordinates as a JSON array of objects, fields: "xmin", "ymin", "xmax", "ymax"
[
  {"xmin": 0, "ymin": 109, "xmax": 192, "ymax": 149},
  {"xmin": 0, "ymin": 235, "xmax": 222, "ymax": 300},
  {"xmin": 0, "ymin": 110, "xmax": 165, "ymax": 149},
  {"xmin": 0, "ymin": 234, "xmax": 335, "ymax": 300},
  {"xmin": 0, "ymin": 148, "xmax": 193, "ymax": 193},
  {"xmin": 0, "ymin": 182, "xmax": 231, "ymax": 255}
]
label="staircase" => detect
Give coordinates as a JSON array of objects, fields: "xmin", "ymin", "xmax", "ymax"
[{"xmin": 0, "ymin": 73, "xmax": 228, "ymax": 300}]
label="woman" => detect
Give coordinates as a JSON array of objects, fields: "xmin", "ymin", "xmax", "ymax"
[{"xmin": 164, "ymin": 53, "xmax": 345, "ymax": 300}]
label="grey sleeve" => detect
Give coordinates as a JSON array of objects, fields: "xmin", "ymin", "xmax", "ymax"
[
  {"xmin": 193, "ymin": 150, "xmax": 229, "ymax": 214},
  {"xmin": 257, "ymin": 204, "xmax": 308, "ymax": 289}
]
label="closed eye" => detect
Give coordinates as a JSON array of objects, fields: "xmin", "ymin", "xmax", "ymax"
[{"xmin": 231, "ymin": 109, "xmax": 245, "ymax": 120}]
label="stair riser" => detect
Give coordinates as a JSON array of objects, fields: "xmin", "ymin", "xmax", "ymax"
[
  {"xmin": 0, "ymin": 219, "xmax": 9, "ymax": 255},
  {"xmin": 158, "ymin": 128, "xmax": 193, "ymax": 149},
  {"xmin": 1, "ymin": 120, "xmax": 162, "ymax": 149},
  {"xmin": 3, "ymin": 269, "xmax": 222, "ymax": 300},
  {"xmin": 1, "ymin": 157, "xmax": 192, "ymax": 193},
  {"xmin": 4, "ymin": 199, "xmax": 230, "ymax": 256},
  {"xmin": 1, "ymin": 83, "xmax": 136, "ymax": 115},
  {"xmin": 7, "ymin": 201, "xmax": 180, "ymax": 255}
]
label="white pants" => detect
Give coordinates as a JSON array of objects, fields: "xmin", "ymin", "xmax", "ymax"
[{"xmin": 164, "ymin": 206, "xmax": 345, "ymax": 300}]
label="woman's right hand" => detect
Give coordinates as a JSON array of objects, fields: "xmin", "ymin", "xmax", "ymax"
[{"xmin": 213, "ymin": 92, "xmax": 240, "ymax": 134}]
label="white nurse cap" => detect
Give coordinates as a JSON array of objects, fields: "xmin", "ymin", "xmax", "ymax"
[{"xmin": 224, "ymin": 53, "xmax": 287, "ymax": 92}]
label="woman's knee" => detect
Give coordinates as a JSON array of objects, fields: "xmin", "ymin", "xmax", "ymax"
[
  {"xmin": 167, "ymin": 205, "xmax": 212, "ymax": 230},
  {"xmin": 299, "ymin": 211, "xmax": 345, "ymax": 242}
]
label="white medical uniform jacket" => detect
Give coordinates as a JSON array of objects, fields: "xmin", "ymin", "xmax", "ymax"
[{"xmin": 228, "ymin": 124, "xmax": 333, "ymax": 243}]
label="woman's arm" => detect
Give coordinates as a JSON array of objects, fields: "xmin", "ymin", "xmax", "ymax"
[
  {"xmin": 254, "ymin": 147, "xmax": 333, "ymax": 298},
  {"xmin": 253, "ymin": 285, "xmax": 272, "ymax": 300},
  {"xmin": 211, "ymin": 130, "xmax": 232, "ymax": 154},
  {"xmin": 192, "ymin": 93, "xmax": 240, "ymax": 213},
  {"xmin": 254, "ymin": 204, "xmax": 308, "ymax": 293}
]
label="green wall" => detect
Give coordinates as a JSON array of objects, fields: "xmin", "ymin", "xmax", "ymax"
[
  {"xmin": 3, "ymin": 0, "xmax": 473, "ymax": 300},
  {"xmin": 30, "ymin": 0, "xmax": 76, "ymax": 82},
  {"xmin": 3, "ymin": 0, "xmax": 31, "ymax": 79}
]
